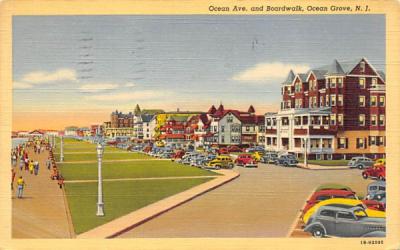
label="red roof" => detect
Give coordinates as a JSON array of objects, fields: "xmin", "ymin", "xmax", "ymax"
[{"xmin": 164, "ymin": 134, "xmax": 185, "ymax": 139}]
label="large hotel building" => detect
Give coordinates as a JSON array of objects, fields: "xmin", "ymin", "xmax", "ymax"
[{"xmin": 265, "ymin": 58, "xmax": 385, "ymax": 160}]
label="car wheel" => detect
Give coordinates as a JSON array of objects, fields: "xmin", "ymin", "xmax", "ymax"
[
  {"xmin": 284, "ymin": 162, "xmax": 289, "ymax": 167},
  {"xmin": 228, "ymin": 163, "xmax": 234, "ymax": 169},
  {"xmin": 357, "ymin": 164, "xmax": 364, "ymax": 170},
  {"xmin": 311, "ymin": 226, "xmax": 325, "ymax": 238},
  {"xmin": 362, "ymin": 173, "xmax": 369, "ymax": 179}
]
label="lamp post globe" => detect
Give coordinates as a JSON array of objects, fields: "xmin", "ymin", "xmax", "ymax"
[{"xmin": 96, "ymin": 142, "xmax": 105, "ymax": 216}]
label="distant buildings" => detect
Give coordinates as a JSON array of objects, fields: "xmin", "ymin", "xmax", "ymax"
[{"xmin": 265, "ymin": 58, "xmax": 385, "ymax": 160}]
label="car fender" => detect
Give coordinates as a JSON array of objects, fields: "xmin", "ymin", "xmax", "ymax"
[
  {"xmin": 361, "ymin": 231, "xmax": 385, "ymax": 237},
  {"xmin": 304, "ymin": 222, "xmax": 327, "ymax": 234}
]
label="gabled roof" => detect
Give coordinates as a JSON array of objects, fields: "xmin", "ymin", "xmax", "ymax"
[
  {"xmin": 326, "ymin": 59, "xmax": 345, "ymax": 75},
  {"xmin": 281, "ymin": 70, "xmax": 296, "ymax": 85},
  {"xmin": 140, "ymin": 114, "xmax": 154, "ymax": 122}
]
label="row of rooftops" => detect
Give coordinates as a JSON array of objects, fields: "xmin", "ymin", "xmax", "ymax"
[{"xmin": 282, "ymin": 58, "xmax": 385, "ymax": 85}]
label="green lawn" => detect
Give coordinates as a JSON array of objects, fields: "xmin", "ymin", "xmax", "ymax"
[
  {"xmin": 59, "ymin": 160, "xmax": 219, "ymax": 180},
  {"xmin": 298, "ymin": 158, "xmax": 349, "ymax": 166},
  {"xmin": 54, "ymin": 152, "xmax": 150, "ymax": 162},
  {"xmin": 308, "ymin": 159, "xmax": 349, "ymax": 166},
  {"xmin": 65, "ymin": 178, "xmax": 213, "ymax": 234}
]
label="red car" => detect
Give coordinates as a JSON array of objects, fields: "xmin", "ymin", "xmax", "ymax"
[
  {"xmin": 234, "ymin": 154, "xmax": 258, "ymax": 168},
  {"xmin": 362, "ymin": 199, "xmax": 385, "ymax": 212},
  {"xmin": 173, "ymin": 150, "xmax": 185, "ymax": 159},
  {"xmin": 362, "ymin": 165, "xmax": 386, "ymax": 181},
  {"xmin": 302, "ymin": 189, "xmax": 358, "ymax": 215},
  {"xmin": 227, "ymin": 145, "xmax": 242, "ymax": 153},
  {"xmin": 218, "ymin": 147, "xmax": 229, "ymax": 155}
]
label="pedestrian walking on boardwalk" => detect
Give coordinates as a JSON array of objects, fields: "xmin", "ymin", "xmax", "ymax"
[
  {"xmin": 11, "ymin": 169, "xmax": 16, "ymax": 190},
  {"xmin": 19, "ymin": 159, "xmax": 24, "ymax": 171},
  {"xmin": 29, "ymin": 160, "xmax": 34, "ymax": 175},
  {"xmin": 24, "ymin": 158, "xmax": 29, "ymax": 171},
  {"xmin": 16, "ymin": 176, "xmax": 25, "ymax": 198},
  {"xmin": 34, "ymin": 161, "xmax": 39, "ymax": 175},
  {"xmin": 46, "ymin": 158, "xmax": 51, "ymax": 170},
  {"xmin": 58, "ymin": 175, "xmax": 64, "ymax": 189}
]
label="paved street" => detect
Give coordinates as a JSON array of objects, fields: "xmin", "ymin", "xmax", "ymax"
[
  {"xmin": 12, "ymin": 147, "xmax": 73, "ymax": 238},
  {"xmin": 119, "ymin": 164, "xmax": 372, "ymax": 238}
]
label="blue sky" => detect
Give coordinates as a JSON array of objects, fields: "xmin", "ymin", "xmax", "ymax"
[{"xmin": 12, "ymin": 15, "xmax": 385, "ymax": 128}]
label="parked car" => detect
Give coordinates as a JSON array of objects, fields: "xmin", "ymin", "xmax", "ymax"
[
  {"xmin": 276, "ymin": 154, "xmax": 298, "ymax": 167},
  {"xmin": 362, "ymin": 165, "xmax": 386, "ymax": 181},
  {"xmin": 362, "ymin": 199, "xmax": 385, "ymax": 212},
  {"xmin": 235, "ymin": 154, "xmax": 258, "ymax": 168},
  {"xmin": 173, "ymin": 150, "xmax": 185, "ymax": 159},
  {"xmin": 302, "ymin": 189, "xmax": 358, "ymax": 215},
  {"xmin": 374, "ymin": 158, "xmax": 386, "ymax": 167},
  {"xmin": 160, "ymin": 152, "xmax": 174, "ymax": 159},
  {"xmin": 252, "ymin": 151, "xmax": 264, "ymax": 162},
  {"xmin": 366, "ymin": 181, "xmax": 386, "ymax": 200},
  {"xmin": 143, "ymin": 145, "xmax": 152, "ymax": 153},
  {"xmin": 206, "ymin": 155, "xmax": 234, "ymax": 169},
  {"xmin": 302, "ymin": 198, "xmax": 385, "ymax": 224},
  {"xmin": 304, "ymin": 205, "xmax": 385, "ymax": 238},
  {"xmin": 260, "ymin": 152, "xmax": 279, "ymax": 164},
  {"xmin": 227, "ymin": 145, "xmax": 242, "ymax": 153},
  {"xmin": 155, "ymin": 141, "xmax": 165, "ymax": 147},
  {"xmin": 218, "ymin": 147, "xmax": 229, "ymax": 155},
  {"xmin": 348, "ymin": 157, "xmax": 374, "ymax": 169},
  {"xmin": 366, "ymin": 192, "xmax": 386, "ymax": 204}
]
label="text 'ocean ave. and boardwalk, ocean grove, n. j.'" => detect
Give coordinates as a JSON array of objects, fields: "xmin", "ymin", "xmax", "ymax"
[{"xmin": 208, "ymin": 5, "xmax": 371, "ymax": 13}]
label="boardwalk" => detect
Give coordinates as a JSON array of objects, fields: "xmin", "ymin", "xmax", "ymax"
[{"xmin": 12, "ymin": 147, "xmax": 73, "ymax": 238}]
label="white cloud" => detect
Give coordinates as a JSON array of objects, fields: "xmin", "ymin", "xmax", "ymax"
[
  {"xmin": 85, "ymin": 90, "xmax": 166, "ymax": 101},
  {"xmin": 22, "ymin": 68, "xmax": 76, "ymax": 84},
  {"xmin": 79, "ymin": 83, "xmax": 119, "ymax": 93},
  {"xmin": 124, "ymin": 82, "xmax": 136, "ymax": 87},
  {"xmin": 232, "ymin": 62, "xmax": 310, "ymax": 83},
  {"xmin": 13, "ymin": 81, "xmax": 33, "ymax": 89}
]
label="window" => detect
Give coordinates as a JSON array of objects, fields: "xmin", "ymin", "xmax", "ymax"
[
  {"xmin": 330, "ymin": 95, "xmax": 336, "ymax": 106},
  {"xmin": 359, "ymin": 114, "xmax": 365, "ymax": 126},
  {"xmin": 338, "ymin": 95, "xmax": 343, "ymax": 106},
  {"xmin": 317, "ymin": 195, "xmax": 331, "ymax": 201},
  {"xmin": 369, "ymin": 136, "xmax": 376, "ymax": 146},
  {"xmin": 325, "ymin": 95, "xmax": 330, "ymax": 106},
  {"xmin": 379, "ymin": 115, "xmax": 385, "ymax": 126},
  {"xmin": 359, "ymin": 78, "xmax": 366, "ymax": 88},
  {"xmin": 371, "ymin": 78, "xmax": 377, "ymax": 86},
  {"xmin": 338, "ymin": 212, "xmax": 355, "ymax": 220},
  {"xmin": 330, "ymin": 78, "xmax": 336, "ymax": 88},
  {"xmin": 379, "ymin": 96, "xmax": 385, "ymax": 107},
  {"xmin": 227, "ymin": 116, "xmax": 233, "ymax": 123},
  {"xmin": 320, "ymin": 96, "xmax": 324, "ymax": 107},
  {"xmin": 371, "ymin": 115, "xmax": 377, "ymax": 126},
  {"xmin": 337, "ymin": 114, "xmax": 344, "ymax": 126},
  {"xmin": 378, "ymin": 136, "xmax": 385, "ymax": 146},
  {"xmin": 330, "ymin": 114, "xmax": 336, "ymax": 125},
  {"xmin": 221, "ymin": 125, "xmax": 224, "ymax": 132},
  {"xmin": 246, "ymin": 126, "xmax": 250, "ymax": 132},
  {"xmin": 338, "ymin": 137, "xmax": 347, "ymax": 149},
  {"xmin": 338, "ymin": 78, "xmax": 343, "ymax": 88},
  {"xmin": 359, "ymin": 96, "xmax": 365, "ymax": 107},
  {"xmin": 356, "ymin": 138, "xmax": 365, "ymax": 149},
  {"xmin": 266, "ymin": 119, "xmax": 271, "ymax": 126},
  {"xmin": 221, "ymin": 135, "xmax": 224, "ymax": 143},
  {"xmin": 370, "ymin": 96, "xmax": 377, "ymax": 106},
  {"xmin": 360, "ymin": 61, "xmax": 365, "ymax": 73},
  {"xmin": 313, "ymin": 96, "xmax": 317, "ymax": 107},
  {"xmin": 272, "ymin": 118, "xmax": 277, "ymax": 126}
]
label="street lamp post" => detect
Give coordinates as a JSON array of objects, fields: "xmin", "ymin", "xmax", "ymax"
[
  {"xmin": 96, "ymin": 142, "xmax": 105, "ymax": 216},
  {"xmin": 60, "ymin": 136, "xmax": 64, "ymax": 162},
  {"xmin": 303, "ymin": 138, "xmax": 308, "ymax": 168}
]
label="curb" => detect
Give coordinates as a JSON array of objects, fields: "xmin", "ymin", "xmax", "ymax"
[
  {"xmin": 298, "ymin": 164, "xmax": 350, "ymax": 171},
  {"xmin": 77, "ymin": 170, "xmax": 239, "ymax": 239},
  {"xmin": 286, "ymin": 190, "xmax": 315, "ymax": 238}
]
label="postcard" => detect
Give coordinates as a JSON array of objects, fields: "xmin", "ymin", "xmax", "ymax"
[{"xmin": 0, "ymin": 0, "xmax": 399, "ymax": 249}]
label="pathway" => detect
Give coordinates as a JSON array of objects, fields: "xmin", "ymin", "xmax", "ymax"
[
  {"xmin": 64, "ymin": 175, "xmax": 218, "ymax": 183},
  {"xmin": 118, "ymin": 164, "xmax": 371, "ymax": 238},
  {"xmin": 12, "ymin": 147, "xmax": 73, "ymax": 238}
]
